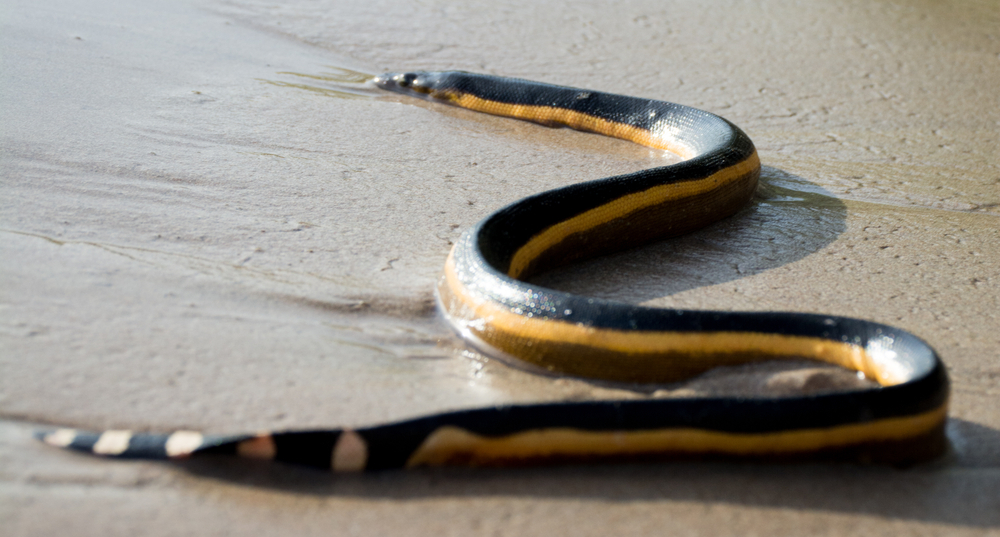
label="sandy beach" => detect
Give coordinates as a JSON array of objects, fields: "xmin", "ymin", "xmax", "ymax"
[{"xmin": 2, "ymin": 0, "xmax": 998, "ymax": 534}]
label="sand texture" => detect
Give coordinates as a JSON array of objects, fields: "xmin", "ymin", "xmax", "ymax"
[{"xmin": 2, "ymin": 0, "xmax": 998, "ymax": 534}]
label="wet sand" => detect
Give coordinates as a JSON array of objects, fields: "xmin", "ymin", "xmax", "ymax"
[{"xmin": 2, "ymin": 0, "xmax": 999, "ymax": 534}]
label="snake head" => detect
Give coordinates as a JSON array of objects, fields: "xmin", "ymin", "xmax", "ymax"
[{"xmin": 374, "ymin": 71, "xmax": 451, "ymax": 101}]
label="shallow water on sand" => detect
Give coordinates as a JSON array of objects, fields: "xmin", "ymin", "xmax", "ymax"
[{"xmin": 2, "ymin": 0, "xmax": 999, "ymax": 533}]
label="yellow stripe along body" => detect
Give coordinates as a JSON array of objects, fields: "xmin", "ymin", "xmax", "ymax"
[
  {"xmin": 381, "ymin": 71, "xmax": 948, "ymax": 466},
  {"xmin": 38, "ymin": 72, "xmax": 949, "ymax": 470}
]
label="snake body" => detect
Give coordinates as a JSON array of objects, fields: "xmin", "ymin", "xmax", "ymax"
[{"xmin": 39, "ymin": 72, "xmax": 949, "ymax": 469}]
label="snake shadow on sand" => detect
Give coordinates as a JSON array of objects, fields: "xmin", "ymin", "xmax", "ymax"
[{"xmin": 529, "ymin": 166, "xmax": 848, "ymax": 305}]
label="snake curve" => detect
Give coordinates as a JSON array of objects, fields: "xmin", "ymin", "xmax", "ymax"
[{"xmin": 38, "ymin": 72, "xmax": 949, "ymax": 470}]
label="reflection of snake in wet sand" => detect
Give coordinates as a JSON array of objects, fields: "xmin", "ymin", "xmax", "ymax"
[{"xmin": 39, "ymin": 72, "xmax": 948, "ymax": 470}]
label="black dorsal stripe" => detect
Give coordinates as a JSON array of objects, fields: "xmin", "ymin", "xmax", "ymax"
[{"xmin": 272, "ymin": 431, "xmax": 342, "ymax": 469}]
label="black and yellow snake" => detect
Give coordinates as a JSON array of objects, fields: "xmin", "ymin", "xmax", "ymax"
[{"xmin": 38, "ymin": 72, "xmax": 949, "ymax": 470}]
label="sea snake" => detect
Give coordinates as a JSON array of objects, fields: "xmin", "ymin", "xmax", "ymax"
[{"xmin": 38, "ymin": 72, "xmax": 949, "ymax": 470}]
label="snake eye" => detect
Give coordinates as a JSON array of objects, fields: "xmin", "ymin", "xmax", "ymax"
[{"xmin": 395, "ymin": 73, "xmax": 418, "ymax": 87}]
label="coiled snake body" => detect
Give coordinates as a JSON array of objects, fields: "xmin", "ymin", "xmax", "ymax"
[{"xmin": 39, "ymin": 72, "xmax": 949, "ymax": 470}]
